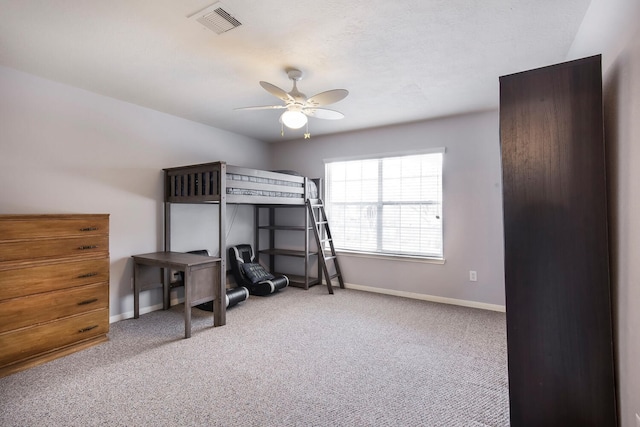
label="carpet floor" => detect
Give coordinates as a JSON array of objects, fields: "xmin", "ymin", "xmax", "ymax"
[{"xmin": 0, "ymin": 285, "xmax": 510, "ymax": 426}]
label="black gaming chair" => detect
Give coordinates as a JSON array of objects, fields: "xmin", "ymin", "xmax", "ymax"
[{"xmin": 228, "ymin": 244, "xmax": 288, "ymax": 296}]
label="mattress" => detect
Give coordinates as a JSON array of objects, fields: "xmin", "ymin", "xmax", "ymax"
[{"xmin": 226, "ymin": 172, "xmax": 318, "ymax": 199}]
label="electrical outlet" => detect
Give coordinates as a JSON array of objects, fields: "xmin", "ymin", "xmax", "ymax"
[{"xmin": 469, "ymin": 270, "xmax": 477, "ymax": 282}]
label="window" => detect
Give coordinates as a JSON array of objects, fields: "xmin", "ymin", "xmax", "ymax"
[{"xmin": 325, "ymin": 150, "xmax": 443, "ymax": 259}]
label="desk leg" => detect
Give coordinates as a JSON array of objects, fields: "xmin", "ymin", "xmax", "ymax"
[
  {"xmin": 213, "ymin": 276, "xmax": 225, "ymax": 327},
  {"xmin": 162, "ymin": 267, "xmax": 170, "ymax": 310},
  {"xmin": 133, "ymin": 262, "xmax": 140, "ymax": 319},
  {"xmin": 184, "ymin": 267, "xmax": 192, "ymax": 338}
]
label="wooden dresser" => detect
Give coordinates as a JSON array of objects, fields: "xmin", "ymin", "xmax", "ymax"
[{"xmin": 0, "ymin": 214, "xmax": 110, "ymax": 378}]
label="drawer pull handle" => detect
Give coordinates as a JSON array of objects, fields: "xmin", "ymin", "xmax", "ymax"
[
  {"xmin": 78, "ymin": 298, "xmax": 98, "ymax": 306},
  {"xmin": 77, "ymin": 272, "xmax": 98, "ymax": 278},
  {"xmin": 79, "ymin": 325, "xmax": 98, "ymax": 333},
  {"xmin": 80, "ymin": 227, "xmax": 98, "ymax": 232},
  {"xmin": 78, "ymin": 245, "xmax": 98, "ymax": 250}
]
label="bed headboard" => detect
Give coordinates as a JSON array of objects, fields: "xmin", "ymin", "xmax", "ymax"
[{"xmin": 163, "ymin": 161, "xmax": 225, "ymax": 203}]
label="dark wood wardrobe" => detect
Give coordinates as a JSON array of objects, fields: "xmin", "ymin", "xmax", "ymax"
[{"xmin": 499, "ymin": 55, "xmax": 617, "ymax": 426}]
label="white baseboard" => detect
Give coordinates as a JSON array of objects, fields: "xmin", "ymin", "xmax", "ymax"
[
  {"xmin": 110, "ymin": 284, "xmax": 505, "ymax": 323},
  {"xmin": 109, "ymin": 296, "xmax": 184, "ymax": 324},
  {"xmin": 343, "ymin": 282, "xmax": 506, "ymax": 312}
]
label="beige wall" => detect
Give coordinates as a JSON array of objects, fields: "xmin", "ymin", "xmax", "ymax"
[
  {"xmin": 604, "ymin": 30, "xmax": 640, "ymax": 427},
  {"xmin": 269, "ymin": 111, "xmax": 506, "ymax": 309},
  {"xmin": 568, "ymin": 0, "xmax": 640, "ymax": 425}
]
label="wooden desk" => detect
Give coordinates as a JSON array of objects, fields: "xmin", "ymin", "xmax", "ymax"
[{"xmin": 132, "ymin": 251, "xmax": 224, "ymax": 338}]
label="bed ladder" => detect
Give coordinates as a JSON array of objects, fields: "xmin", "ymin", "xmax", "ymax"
[{"xmin": 307, "ymin": 199, "xmax": 345, "ymax": 294}]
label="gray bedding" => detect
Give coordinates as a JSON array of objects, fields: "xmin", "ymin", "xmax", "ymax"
[{"xmin": 226, "ymin": 172, "xmax": 318, "ymax": 199}]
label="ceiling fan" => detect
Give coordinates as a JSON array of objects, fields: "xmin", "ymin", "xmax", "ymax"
[{"xmin": 235, "ymin": 68, "xmax": 349, "ymax": 137}]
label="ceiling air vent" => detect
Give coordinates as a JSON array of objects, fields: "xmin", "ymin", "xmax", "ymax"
[{"xmin": 190, "ymin": 2, "xmax": 242, "ymax": 35}]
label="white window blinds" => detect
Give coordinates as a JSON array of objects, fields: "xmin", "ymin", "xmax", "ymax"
[{"xmin": 325, "ymin": 151, "xmax": 443, "ymax": 259}]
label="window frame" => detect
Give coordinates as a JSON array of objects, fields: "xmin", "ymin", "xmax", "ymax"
[{"xmin": 324, "ymin": 148, "xmax": 445, "ymax": 261}]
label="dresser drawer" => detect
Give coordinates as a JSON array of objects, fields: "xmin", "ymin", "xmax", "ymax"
[
  {"xmin": 0, "ymin": 283, "xmax": 108, "ymax": 333},
  {"xmin": 0, "ymin": 215, "xmax": 108, "ymax": 240},
  {"xmin": 0, "ymin": 257, "xmax": 109, "ymax": 300},
  {"xmin": 0, "ymin": 308, "xmax": 109, "ymax": 366},
  {"xmin": 0, "ymin": 235, "xmax": 108, "ymax": 262}
]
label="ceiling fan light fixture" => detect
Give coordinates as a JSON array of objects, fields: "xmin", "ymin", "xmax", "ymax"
[
  {"xmin": 236, "ymin": 68, "xmax": 349, "ymax": 136},
  {"xmin": 281, "ymin": 110, "xmax": 308, "ymax": 129}
]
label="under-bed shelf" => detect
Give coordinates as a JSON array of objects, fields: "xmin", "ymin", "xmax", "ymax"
[
  {"xmin": 255, "ymin": 202, "xmax": 322, "ymax": 290},
  {"xmin": 259, "ymin": 248, "xmax": 319, "ymax": 258},
  {"xmin": 277, "ymin": 273, "xmax": 321, "ymax": 288},
  {"xmin": 257, "ymin": 225, "xmax": 312, "ymax": 231}
]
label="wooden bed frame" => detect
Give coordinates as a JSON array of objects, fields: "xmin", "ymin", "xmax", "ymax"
[
  {"xmin": 164, "ymin": 161, "xmax": 319, "ymax": 205},
  {"xmin": 162, "ymin": 161, "xmax": 323, "ymax": 325}
]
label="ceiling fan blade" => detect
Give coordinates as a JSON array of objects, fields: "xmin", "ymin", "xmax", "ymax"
[
  {"xmin": 303, "ymin": 108, "xmax": 345, "ymax": 120},
  {"xmin": 306, "ymin": 89, "xmax": 349, "ymax": 107},
  {"xmin": 259, "ymin": 81, "xmax": 294, "ymax": 102},
  {"xmin": 234, "ymin": 105, "xmax": 287, "ymax": 111}
]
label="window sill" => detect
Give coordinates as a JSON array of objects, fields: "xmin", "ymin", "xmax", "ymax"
[{"xmin": 334, "ymin": 250, "xmax": 445, "ymax": 265}]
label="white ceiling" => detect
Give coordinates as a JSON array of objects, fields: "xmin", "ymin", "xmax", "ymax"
[{"xmin": 0, "ymin": 0, "xmax": 593, "ymax": 143}]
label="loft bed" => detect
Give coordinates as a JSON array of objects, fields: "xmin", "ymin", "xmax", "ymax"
[
  {"xmin": 162, "ymin": 161, "xmax": 323, "ymax": 303},
  {"xmin": 164, "ymin": 161, "xmax": 320, "ymax": 205}
]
